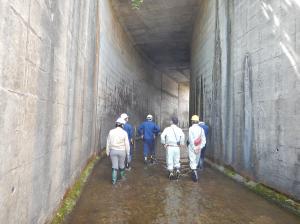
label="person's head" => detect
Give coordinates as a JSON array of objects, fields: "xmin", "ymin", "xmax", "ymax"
[
  {"xmin": 115, "ymin": 117, "xmax": 125, "ymax": 128},
  {"xmin": 146, "ymin": 114, "xmax": 153, "ymax": 121},
  {"xmin": 191, "ymin": 115, "xmax": 199, "ymax": 124},
  {"xmin": 120, "ymin": 113, "xmax": 129, "ymax": 122},
  {"xmin": 171, "ymin": 116, "xmax": 179, "ymax": 125}
]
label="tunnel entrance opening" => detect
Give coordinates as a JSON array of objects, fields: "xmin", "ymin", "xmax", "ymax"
[{"xmin": 111, "ymin": 0, "xmax": 200, "ymax": 127}]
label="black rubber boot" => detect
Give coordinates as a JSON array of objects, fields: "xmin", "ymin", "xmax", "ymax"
[
  {"xmin": 175, "ymin": 169, "xmax": 180, "ymax": 180},
  {"xmin": 150, "ymin": 155, "xmax": 156, "ymax": 164},
  {"xmin": 168, "ymin": 170, "xmax": 175, "ymax": 180},
  {"xmin": 191, "ymin": 170, "xmax": 198, "ymax": 182},
  {"xmin": 125, "ymin": 162, "xmax": 131, "ymax": 171}
]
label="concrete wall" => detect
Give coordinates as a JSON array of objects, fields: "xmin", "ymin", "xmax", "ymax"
[
  {"xmin": 97, "ymin": 0, "xmax": 163, "ymax": 147},
  {"xmin": 0, "ymin": 0, "xmax": 100, "ymax": 223},
  {"xmin": 191, "ymin": 0, "xmax": 300, "ymax": 199},
  {"xmin": 178, "ymin": 83, "xmax": 190, "ymax": 128},
  {"xmin": 96, "ymin": 0, "xmax": 189, "ymax": 146},
  {"xmin": 0, "ymin": 0, "xmax": 188, "ymax": 223}
]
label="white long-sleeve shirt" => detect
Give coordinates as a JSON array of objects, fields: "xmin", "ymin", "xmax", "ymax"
[
  {"xmin": 106, "ymin": 127, "xmax": 130, "ymax": 156},
  {"xmin": 188, "ymin": 124, "xmax": 206, "ymax": 149},
  {"xmin": 161, "ymin": 124, "xmax": 185, "ymax": 146}
]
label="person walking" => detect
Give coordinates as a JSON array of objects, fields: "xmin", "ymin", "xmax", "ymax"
[
  {"xmin": 120, "ymin": 113, "xmax": 134, "ymax": 170},
  {"xmin": 188, "ymin": 115, "xmax": 206, "ymax": 182},
  {"xmin": 138, "ymin": 114, "xmax": 160, "ymax": 164},
  {"xmin": 106, "ymin": 117, "xmax": 130, "ymax": 185},
  {"xmin": 161, "ymin": 116, "xmax": 185, "ymax": 180},
  {"xmin": 198, "ymin": 120, "xmax": 209, "ymax": 169}
]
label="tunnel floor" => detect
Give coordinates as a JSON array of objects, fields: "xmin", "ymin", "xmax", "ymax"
[{"xmin": 64, "ymin": 142, "xmax": 299, "ymax": 224}]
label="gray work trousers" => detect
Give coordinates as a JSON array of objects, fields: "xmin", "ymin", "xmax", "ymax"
[{"xmin": 110, "ymin": 149, "xmax": 126, "ymax": 169}]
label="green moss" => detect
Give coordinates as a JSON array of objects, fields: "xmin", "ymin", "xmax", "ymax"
[
  {"xmin": 51, "ymin": 155, "xmax": 100, "ymax": 224},
  {"xmin": 249, "ymin": 183, "xmax": 300, "ymax": 216},
  {"xmin": 212, "ymin": 161, "xmax": 300, "ymax": 217},
  {"xmin": 224, "ymin": 168, "xmax": 236, "ymax": 177},
  {"xmin": 131, "ymin": 0, "xmax": 143, "ymax": 9}
]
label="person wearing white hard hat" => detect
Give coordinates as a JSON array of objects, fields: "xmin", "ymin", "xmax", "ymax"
[
  {"xmin": 120, "ymin": 113, "xmax": 134, "ymax": 170},
  {"xmin": 161, "ymin": 116, "xmax": 185, "ymax": 180},
  {"xmin": 106, "ymin": 117, "xmax": 130, "ymax": 184},
  {"xmin": 138, "ymin": 114, "xmax": 160, "ymax": 164},
  {"xmin": 188, "ymin": 115, "xmax": 206, "ymax": 182}
]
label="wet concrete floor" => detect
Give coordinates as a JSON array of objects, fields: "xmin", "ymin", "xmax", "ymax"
[{"xmin": 65, "ymin": 141, "xmax": 299, "ymax": 224}]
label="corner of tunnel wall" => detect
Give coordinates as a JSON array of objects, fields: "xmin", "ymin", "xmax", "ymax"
[{"xmin": 191, "ymin": 0, "xmax": 300, "ymax": 200}]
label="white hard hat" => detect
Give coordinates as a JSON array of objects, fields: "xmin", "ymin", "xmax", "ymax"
[
  {"xmin": 116, "ymin": 117, "xmax": 125, "ymax": 125},
  {"xmin": 120, "ymin": 113, "xmax": 128, "ymax": 119},
  {"xmin": 146, "ymin": 114, "xmax": 153, "ymax": 120}
]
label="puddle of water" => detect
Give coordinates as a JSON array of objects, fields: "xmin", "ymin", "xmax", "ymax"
[{"xmin": 65, "ymin": 141, "xmax": 299, "ymax": 224}]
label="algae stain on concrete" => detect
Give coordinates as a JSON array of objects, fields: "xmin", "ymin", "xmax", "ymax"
[{"xmin": 50, "ymin": 155, "xmax": 100, "ymax": 224}]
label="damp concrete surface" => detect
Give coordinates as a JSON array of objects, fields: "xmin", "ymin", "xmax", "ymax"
[{"xmin": 64, "ymin": 141, "xmax": 300, "ymax": 224}]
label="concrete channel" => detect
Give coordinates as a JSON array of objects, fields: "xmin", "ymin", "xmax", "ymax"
[
  {"xmin": 64, "ymin": 141, "xmax": 299, "ymax": 224},
  {"xmin": 1, "ymin": 0, "xmax": 300, "ymax": 223}
]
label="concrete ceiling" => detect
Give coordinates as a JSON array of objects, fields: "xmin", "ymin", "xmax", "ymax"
[{"xmin": 111, "ymin": 0, "xmax": 200, "ymax": 82}]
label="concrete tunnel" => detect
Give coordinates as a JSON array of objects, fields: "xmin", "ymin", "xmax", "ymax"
[{"xmin": 0, "ymin": 0, "xmax": 300, "ymax": 223}]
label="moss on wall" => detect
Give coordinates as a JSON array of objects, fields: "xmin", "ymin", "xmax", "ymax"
[{"xmin": 50, "ymin": 155, "xmax": 101, "ymax": 224}]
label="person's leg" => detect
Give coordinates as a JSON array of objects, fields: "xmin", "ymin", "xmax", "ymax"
[
  {"xmin": 200, "ymin": 146, "xmax": 206, "ymax": 160},
  {"xmin": 166, "ymin": 147, "xmax": 174, "ymax": 179},
  {"xmin": 188, "ymin": 147, "xmax": 198, "ymax": 182},
  {"xmin": 118, "ymin": 150, "xmax": 126, "ymax": 180},
  {"xmin": 188, "ymin": 147, "xmax": 197, "ymax": 170},
  {"xmin": 174, "ymin": 147, "xmax": 181, "ymax": 179},
  {"xmin": 130, "ymin": 141, "xmax": 133, "ymax": 158},
  {"xmin": 126, "ymin": 142, "xmax": 133, "ymax": 170},
  {"xmin": 198, "ymin": 146, "xmax": 206, "ymax": 169},
  {"xmin": 143, "ymin": 140, "xmax": 150, "ymax": 163},
  {"xmin": 110, "ymin": 150, "xmax": 118, "ymax": 184},
  {"xmin": 149, "ymin": 139, "xmax": 156, "ymax": 163}
]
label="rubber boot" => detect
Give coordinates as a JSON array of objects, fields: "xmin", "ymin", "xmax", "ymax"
[
  {"xmin": 191, "ymin": 170, "xmax": 198, "ymax": 182},
  {"xmin": 144, "ymin": 157, "xmax": 148, "ymax": 165},
  {"xmin": 198, "ymin": 158, "xmax": 203, "ymax": 170},
  {"xmin": 125, "ymin": 162, "xmax": 131, "ymax": 171},
  {"xmin": 119, "ymin": 168, "xmax": 126, "ymax": 181},
  {"xmin": 112, "ymin": 169, "xmax": 118, "ymax": 185},
  {"xmin": 175, "ymin": 168, "xmax": 180, "ymax": 180},
  {"xmin": 168, "ymin": 170, "xmax": 174, "ymax": 180},
  {"xmin": 150, "ymin": 155, "xmax": 154, "ymax": 164},
  {"xmin": 150, "ymin": 155, "xmax": 156, "ymax": 165}
]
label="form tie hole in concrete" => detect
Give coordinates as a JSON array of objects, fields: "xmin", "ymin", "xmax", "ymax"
[
  {"xmin": 11, "ymin": 186, "xmax": 15, "ymax": 194},
  {"xmin": 276, "ymin": 148, "xmax": 279, "ymax": 152}
]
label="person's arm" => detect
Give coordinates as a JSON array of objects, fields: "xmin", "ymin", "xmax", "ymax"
[
  {"xmin": 154, "ymin": 124, "xmax": 160, "ymax": 135},
  {"xmin": 106, "ymin": 132, "xmax": 111, "ymax": 156},
  {"xmin": 160, "ymin": 128, "xmax": 167, "ymax": 144},
  {"xmin": 124, "ymin": 133, "xmax": 130, "ymax": 157}
]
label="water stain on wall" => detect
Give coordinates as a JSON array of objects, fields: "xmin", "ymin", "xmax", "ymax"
[{"xmin": 242, "ymin": 53, "xmax": 253, "ymax": 171}]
